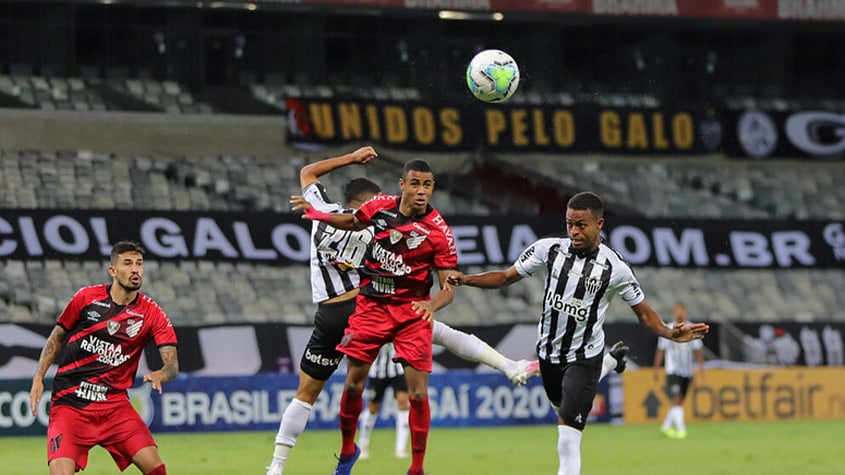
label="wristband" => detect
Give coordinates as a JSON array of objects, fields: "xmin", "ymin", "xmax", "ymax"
[{"xmin": 305, "ymin": 207, "xmax": 333, "ymax": 222}]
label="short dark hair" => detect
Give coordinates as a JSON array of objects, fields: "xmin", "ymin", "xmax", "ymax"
[
  {"xmin": 567, "ymin": 192, "xmax": 604, "ymax": 218},
  {"xmin": 111, "ymin": 240, "xmax": 145, "ymax": 264},
  {"xmin": 403, "ymin": 159, "xmax": 433, "ymax": 177},
  {"xmin": 344, "ymin": 177, "xmax": 381, "ymax": 204}
]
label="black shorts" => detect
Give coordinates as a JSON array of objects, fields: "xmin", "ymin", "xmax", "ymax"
[
  {"xmin": 367, "ymin": 375, "xmax": 408, "ymax": 404},
  {"xmin": 299, "ymin": 298, "xmax": 357, "ymax": 381},
  {"xmin": 665, "ymin": 374, "xmax": 693, "ymax": 400},
  {"xmin": 539, "ymin": 354, "xmax": 602, "ymax": 431}
]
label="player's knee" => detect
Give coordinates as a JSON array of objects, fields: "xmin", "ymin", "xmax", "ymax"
[
  {"xmin": 145, "ymin": 464, "xmax": 166, "ymax": 475},
  {"xmin": 557, "ymin": 405, "xmax": 587, "ymax": 431}
]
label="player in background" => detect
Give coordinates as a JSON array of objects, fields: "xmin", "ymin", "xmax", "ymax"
[
  {"xmin": 29, "ymin": 241, "xmax": 179, "ymax": 475},
  {"xmin": 356, "ymin": 343, "xmax": 410, "ymax": 460},
  {"xmin": 267, "ymin": 148, "xmax": 538, "ymax": 475},
  {"xmin": 293, "ymin": 158, "xmax": 457, "ymax": 475},
  {"xmin": 653, "ymin": 302, "xmax": 705, "ymax": 439},
  {"xmin": 265, "ymin": 148, "xmax": 381, "ymax": 475},
  {"xmin": 447, "ymin": 192, "xmax": 709, "ymax": 475}
]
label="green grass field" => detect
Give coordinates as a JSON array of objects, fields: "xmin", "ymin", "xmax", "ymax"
[{"xmin": 5, "ymin": 419, "xmax": 843, "ymax": 474}]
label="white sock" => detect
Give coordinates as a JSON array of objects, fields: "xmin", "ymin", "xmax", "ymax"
[
  {"xmin": 672, "ymin": 405, "xmax": 686, "ymax": 432},
  {"xmin": 661, "ymin": 407, "xmax": 673, "ymax": 430},
  {"xmin": 395, "ymin": 408, "xmax": 410, "ymax": 455},
  {"xmin": 271, "ymin": 398, "xmax": 313, "ymax": 467},
  {"xmin": 557, "ymin": 425, "xmax": 582, "ymax": 475},
  {"xmin": 433, "ymin": 320, "xmax": 513, "ymax": 373},
  {"xmin": 599, "ymin": 353, "xmax": 616, "ymax": 381},
  {"xmin": 358, "ymin": 409, "xmax": 377, "ymax": 447}
]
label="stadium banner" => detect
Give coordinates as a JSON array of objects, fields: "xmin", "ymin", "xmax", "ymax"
[
  {"xmin": 1, "ymin": 210, "xmax": 843, "ymax": 269},
  {"xmin": 724, "ymin": 109, "xmax": 845, "ymax": 160},
  {"xmin": 623, "ymin": 366, "xmax": 845, "ymax": 424},
  {"xmin": 0, "ymin": 373, "xmax": 613, "ymax": 435},
  {"xmin": 286, "ymin": 96, "xmax": 719, "ymax": 155},
  {"xmin": 253, "ymin": 1, "xmax": 845, "ymax": 22}
]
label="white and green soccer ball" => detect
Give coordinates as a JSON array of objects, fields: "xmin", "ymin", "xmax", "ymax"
[{"xmin": 466, "ymin": 49, "xmax": 520, "ymax": 103}]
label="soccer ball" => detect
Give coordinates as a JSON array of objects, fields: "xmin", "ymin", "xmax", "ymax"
[{"xmin": 466, "ymin": 49, "xmax": 520, "ymax": 103}]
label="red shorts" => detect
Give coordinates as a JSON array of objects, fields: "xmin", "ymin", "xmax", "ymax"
[
  {"xmin": 46, "ymin": 402, "xmax": 157, "ymax": 471},
  {"xmin": 337, "ymin": 295, "xmax": 433, "ymax": 372}
]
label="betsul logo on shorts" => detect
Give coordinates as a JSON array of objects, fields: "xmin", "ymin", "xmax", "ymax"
[
  {"xmin": 786, "ymin": 112, "xmax": 845, "ymax": 157},
  {"xmin": 305, "ymin": 347, "xmax": 341, "ymax": 367}
]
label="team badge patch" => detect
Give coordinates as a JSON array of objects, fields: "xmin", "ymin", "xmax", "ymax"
[
  {"xmin": 406, "ymin": 231, "xmax": 426, "ymax": 249},
  {"xmin": 584, "ymin": 277, "xmax": 602, "ymax": 294},
  {"xmin": 107, "ymin": 320, "xmax": 120, "ymax": 335},
  {"xmin": 389, "ymin": 229, "xmax": 403, "ymax": 244},
  {"xmin": 126, "ymin": 319, "xmax": 143, "ymax": 338}
]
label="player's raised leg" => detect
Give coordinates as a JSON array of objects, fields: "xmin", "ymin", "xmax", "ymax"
[{"xmin": 432, "ymin": 320, "xmax": 539, "ymax": 385}]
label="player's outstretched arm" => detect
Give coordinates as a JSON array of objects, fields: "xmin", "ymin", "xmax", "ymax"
[
  {"xmin": 143, "ymin": 345, "xmax": 180, "ymax": 394},
  {"xmin": 30, "ymin": 325, "xmax": 68, "ymax": 415},
  {"xmin": 413, "ymin": 269, "xmax": 456, "ymax": 322},
  {"xmin": 447, "ymin": 266, "xmax": 523, "ymax": 289},
  {"xmin": 299, "ymin": 146, "xmax": 378, "ymax": 189},
  {"xmin": 290, "ymin": 195, "xmax": 367, "ymax": 230},
  {"xmin": 633, "ymin": 301, "xmax": 709, "ymax": 342}
]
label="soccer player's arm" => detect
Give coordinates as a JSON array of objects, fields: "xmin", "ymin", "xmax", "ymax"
[
  {"xmin": 290, "ymin": 195, "xmax": 368, "ymax": 231},
  {"xmin": 144, "ymin": 345, "xmax": 179, "ymax": 394},
  {"xmin": 299, "ymin": 146, "xmax": 377, "ymax": 189},
  {"xmin": 449, "ymin": 240, "xmax": 541, "ymax": 288},
  {"xmin": 449, "ymin": 266, "xmax": 523, "ymax": 289},
  {"xmin": 414, "ymin": 268, "xmax": 457, "ymax": 322},
  {"xmin": 143, "ymin": 309, "xmax": 180, "ymax": 394},
  {"xmin": 30, "ymin": 325, "xmax": 69, "ymax": 416},
  {"xmin": 632, "ymin": 301, "xmax": 709, "ymax": 343}
]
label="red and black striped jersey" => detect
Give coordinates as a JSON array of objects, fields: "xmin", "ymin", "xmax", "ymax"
[
  {"xmin": 354, "ymin": 194, "xmax": 458, "ymax": 302},
  {"xmin": 51, "ymin": 284, "xmax": 177, "ymax": 409}
]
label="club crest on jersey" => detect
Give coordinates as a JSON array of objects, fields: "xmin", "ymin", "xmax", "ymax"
[
  {"xmin": 389, "ymin": 229, "xmax": 403, "ymax": 244},
  {"xmin": 584, "ymin": 277, "xmax": 602, "ymax": 294},
  {"xmin": 126, "ymin": 319, "xmax": 143, "ymax": 338},
  {"xmin": 407, "ymin": 231, "xmax": 426, "ymax": 249},
  {"xmin": 107, "ymin": 320, "xmax": 120, "ymax": 335}
]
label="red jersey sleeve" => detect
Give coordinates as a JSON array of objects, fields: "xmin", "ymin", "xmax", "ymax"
[
  {"xmin": 143, "ymin": 295, "xmax": 178, "ymax": 347},
  {"xmin": 56, "ymin": 286, "xmax": 93, "ymax": 331},
  {"xmin": 152, "ymin": 309, "xmax": 178, "ymax": 347},
  {"xmin": 431, "ymin": 213, "xmax": 459, "ymax": 269}
]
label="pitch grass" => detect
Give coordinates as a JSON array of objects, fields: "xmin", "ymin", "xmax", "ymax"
[{"xmin": 6, "ymin": 419, "xmax": 843, "ymax": 474}]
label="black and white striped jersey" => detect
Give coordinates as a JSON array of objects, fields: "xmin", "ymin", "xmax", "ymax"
[
  {"xmin": 513, "ymin": 237, "xmax": 645, "ymax": 364},
  {"xmin": 303, "ymin": 182, "xmax": 375, "ymax": 303},
  {"xmin": 658, "ymin": 328, "xmax": 703, "ymax": 377},
  {"xmin": 368, "ymin": 343, "xmax": 404, "ymax": 379}
]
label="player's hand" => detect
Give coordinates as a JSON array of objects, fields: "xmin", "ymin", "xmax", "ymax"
[
  {"xmin": 29, "ymin": 378, "xmax": 44, "ymax": 416},
  {"xmin": 143, "ymin": 371, "xmax": 166, "ymax": 394},
  {"xmin": 446, "ymin": 271, "xmax": 467, "ymax": 287},
  {"xmin": 351, "ymin": 146, "xmax": 377, "ymax": 164},
  {"xmin": 669, "ymin": 322, "xmax": 710, "ymax": 343},
  {"xmin": 412, "ymin": 300, "xmax": 436, "ymax": 323},
  {"xmin": 290, "ymin": 195, "xmax": 312, "ymax": 216}
]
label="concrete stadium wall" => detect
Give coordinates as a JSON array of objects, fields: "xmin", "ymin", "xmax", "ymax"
[{"xmin": 0, "ymin": 108, "xmax": 286, "ymax": 156}]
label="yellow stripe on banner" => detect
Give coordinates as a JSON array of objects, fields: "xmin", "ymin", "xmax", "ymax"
[{"xmin": 623, "ymin": 367, "xmax": 845, "ymax": 424}]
